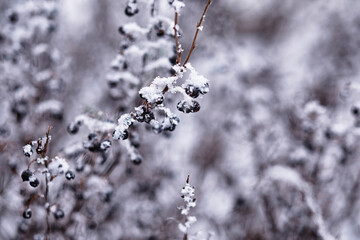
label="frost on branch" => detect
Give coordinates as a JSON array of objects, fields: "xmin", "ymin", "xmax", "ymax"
[{"xmin": 178, "ymin": 176, "xmax": 197, "ymax": 236}]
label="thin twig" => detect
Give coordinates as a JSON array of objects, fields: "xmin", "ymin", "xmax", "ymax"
[
  {"xmin": 173, "ymin": 12, "xmax": 182, "ymax": 64},
  {"xmin": 183, "ymin": 0, "xmax": 212, "ymax": 66}
]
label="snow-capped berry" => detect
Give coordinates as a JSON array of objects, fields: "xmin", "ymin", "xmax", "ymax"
[
  {"xmin": 54, "ymin": 209, "xmax": 65, "ymax": 220},
  {"xmin": 112, "ymin": 129, "xmax": 129, "ymax": 140},
  {"xmin": 100, "ymin": 140, "xmax": 112, "ymax": 151},
  {"xmin": 151, "ymin": 120, "xmax": 162, "ymax": 134},
  {"xmin": 184, "ymin": 83, "xmax": 209, "ymax": 98},
  {"xmin": 131, "ymin": 155, "xmax": 142, "ymax": 165},
  {"xmin": 88, "ymin": 133, "xmax": 97, "ymax": 141},
  {"xmin": 29, "ymin": 178, "xmax": 40, "ymax": 188},
  {"xmin": 65, "ymin": 170, "xmax": 75, "ymax": 180},
  {"xmin": 177, "ymin": 100, "xmax": 200, "ymax": 113},
  {"xmin": 23, "ymin": 144, "xmax": 33, "ymax": 157},
  {"xmin": 67, "ymin": 121, "xmax": 81, "ymax": 134},
  {"xmin": 154, "ymin": 21, "xmax": 165, "ymax": 37},
  {"xmin": 185, "ymin": 85, "xmax": 201, "ymax": 98},
  {"xmin": 23, "ymin": 209, "xmax": 32, "ymax": 219},
  {"xmin": 21, "ymin": 169, "xmax": 33, "ymax": 182},
  {"xmin": 125, "ymin": 0, "xmax": 139, "ymax": 17},
  {"xmin": 36, "ymin": 145, "xmax": 43, "ymax": 154},
  {"xmin": 144, "ymin": 111, "xmax": 155, "ymax": 123}
]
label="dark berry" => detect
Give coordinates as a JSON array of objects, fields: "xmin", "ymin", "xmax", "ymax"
[
  {"xmin": 88, "ymin": 133, "xmax": 97, "ymax": 141},
  {"xmin": 352, "ymin": 106, "xmax": 359, "ymax": 116},
  {"xmin": 88, "ymin": 221, "xmax": 97, "ymax": 229},
  {"xmin": 54, "ymin": 209, "xmax": 65, "ymax": 220},
  {"xmin": 144, "ymin": 111, "xmax": 155, "ymax": 123},
  {"xmin": 185, "ymin": 85, "xmax": 200, "ymax": 98},
  {"xmin": 118, "ymin": 26, "xmax": 125, "ymax": 35},
  {"xmin": 132, "ymin": 155, "xmax": 142, "ymax": 165},
  {"xmin": 101, "ymin": 190, "xmax": 113, "ymax": 202},
  {"xmin": 65, "ymin": 170, "xmax": 75, "ymax": 180},
  {"xmin": 8, "ymin": 11, "xmax": 19, "ymax": 24},
  {"xmin": 23, "ymin": 209, "xmax": 32, "ymax": 219},
  {"xmin": 21, "ymin": 169, "xmax": 33, "ymax": 182},
  {"xmin": 100, "ymin": 140, "xmax": 112, "ymax": 151},
  {"xmin": 169, "ymin": 55, "xmax": 177, "ymax": 65},
  {"xmin": 67, "ymin": 122, "xmax": 81, "ymax": 134},
  {"xmin": 177, "ymin": 100, "xmax": 200, "ymax": 113},
  {"xmin": 29, "ymin": 178, "xmax": 40, "ymax": 188},
  {"xmin": 36, "ymin": 145, "xmax": 43, "ymax": 154},
  {"xmin": 125, "ymin": 6, "xmax": 139, "ymax": 17}
]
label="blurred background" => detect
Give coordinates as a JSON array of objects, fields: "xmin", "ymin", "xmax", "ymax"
[{"xmin": 1, "ymin": 0, "xmax": 360, "ymax": 239}]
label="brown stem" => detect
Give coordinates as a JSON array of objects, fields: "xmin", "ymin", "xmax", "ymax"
[
  {"xmin": 26, "ymin": 194, "xmax": 44, "ymax": 209},
  {"xmin": 183, "ymin": 0, "xmax": 212, "ymax": 66},
  {"xmin": 42, "ymin": 126, "xmax": 52, "ymax": 158},
  {"xmin": 45, "ymin": 173, "xmax": 50, "ymax": 240},
  {"xmin": 173, "ymin": 12, "xmax": 182, "ymax": 64}
]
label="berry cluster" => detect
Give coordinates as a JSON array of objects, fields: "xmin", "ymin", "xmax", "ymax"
[
  {"xmin": 21, "ymin": 169, "xmax": 40, "ymax": 188},
  {"xmin": 1, "ymin": 0, "xmax": 66, "ymax": 125},
  {"xmin": 67, "ymin": 0, "xmax": 211, "ymax": 168}
]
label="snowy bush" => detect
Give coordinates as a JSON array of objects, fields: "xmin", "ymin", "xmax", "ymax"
[{"xmin": 2, "ymin": 0, "xmax": 360, "ymax": 239}]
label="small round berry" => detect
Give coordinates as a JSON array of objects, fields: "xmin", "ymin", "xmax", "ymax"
[
  {"xmin": 54, "ymin": 209, "xmax": 65, "ymax": 220},
  {"xmin": 23, "ymin": 144, "xmax": 33, "ymax": 157},
  {"xmin": 125, "ymin": 6, "xmax": 139, "ymax": 17},
  {"xmin": 88, "ymin": 133, "xmax": 97, "ymax": 141},
  {"xmin": 351, "ymin": 106, "xmax": 359, "ymax": 116},
  {"xmin": 67, "ymin": 122, "xmax": 80, "ymax": 135},
  {"xmin": 100, "ymin": 140, "xmax": 112, "ymax": 151},
  {"xmin": 36, "ymin": 146, "xmax": 43, "ymax": 154},
  {"xmin": 23, "ymin": 209, "xmax": 32, "ymax": 219},
  {"xmin": 118, "ymin": 26, "xmax": 125, "ymax": 35},
  {"xmin": 144, "ymin": 111, "xmax": 155, "ymax": 123},
  {"xmin": 21, "ymin": 169, "xmax": 33, "ymax": 182},
  {"xmin": 29, "ymin": 178, "xmax": 40, "ymax": 188},
  {"xmin": 65, "ymin": 170, "xmax": 75, "ymax": 180},
  {"xmin": 8, "ymin": 11, "xmax": 19, "ymax": 24},
  {"xmin": 132, "ymin": 155, "xmax": 142, "ymax": 165},
  {"xmin": 169, "ymin": 55, "xmax": 177, "ymax": 65}
]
